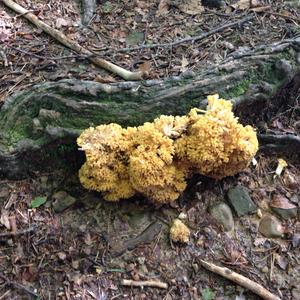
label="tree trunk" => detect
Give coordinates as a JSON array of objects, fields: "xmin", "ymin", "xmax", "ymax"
[{"xmin": 0, "ymin": 37, "xmax": 299, "ymax": 179}]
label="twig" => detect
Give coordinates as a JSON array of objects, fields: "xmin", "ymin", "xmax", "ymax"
[
  {"xmin": 113, "ymin": 15, "xmax": 255, "ymax": 52},
  {"xmin": 265, "ymin": 11, "xmax": 300, "ymax": 23},
  {"xmin": 5, "ymin": 44, "xmax": 89, "ymax": 60},
  {"xmin": 2, "ymin": 0, "xmax": 143, "ymax": 80},
  {"xmin": 0, "ymin": 225, "xmax": 36, "ymax": 238},
  {"xmin": 120, "ymin": 279, "xmax": 168, "ymax": 289},
  {"xmin": 198, "ymin": 259, "xmax": 281, "ymax": 300},
  {"xmin": 0, "ymin": 273, "xmax": 39, "ymax": 298}
]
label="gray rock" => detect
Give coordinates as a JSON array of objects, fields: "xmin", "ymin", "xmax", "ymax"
[
  {"xmin": 52, "ymin": 191, "xmax": 76, "ymax": 212},
  {"xmin": 258, "ymin": 215, "xmax": 284, "ymax": 238},
  {"xmin": 227, "ymin": 185, "xmax": 257, "ymax": 216},
  {"xmin": 270, "ymin": 194, "xmax": 298, "ymax": 220},
  {"xmin": 271, "ymin": 206, "xmax": 297, "ymax": 220},
  {"xmin": 210, "ymin": 203, "xmax": 234, "ymax": 232}
]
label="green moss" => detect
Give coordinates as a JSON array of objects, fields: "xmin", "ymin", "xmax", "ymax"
[{"xmin": 221, "ymin": 79, "xmax": 251, "ymax": 98}]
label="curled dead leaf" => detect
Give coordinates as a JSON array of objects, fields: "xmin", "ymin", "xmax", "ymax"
[{"xmin": 283, "ymin": 170, "xmax": 299, "ymax": 190}]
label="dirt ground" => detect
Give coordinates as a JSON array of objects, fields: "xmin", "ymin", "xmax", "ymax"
[{"xmin": 0, "ymin": 0, "xmax": 300, "ymax": 299}]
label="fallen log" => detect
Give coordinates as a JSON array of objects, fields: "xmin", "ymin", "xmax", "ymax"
[{"xmin": 0, "ymin": 37, "xmax": 299, "ymax": 179}]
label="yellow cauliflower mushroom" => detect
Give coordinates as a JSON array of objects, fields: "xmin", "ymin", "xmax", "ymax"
[
  {"xmin": 170, "ymin": 219, "xmax": 190, "ymax": 243},
  {"xmin": 175, "ymin": 94, "xmax": 258, "ymax": 179},
  {"xmin": 77, "ymin": 95, "xmax": 258, "ymax": 204}
]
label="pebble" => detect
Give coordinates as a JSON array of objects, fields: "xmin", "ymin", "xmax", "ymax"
[
  {"xmin": 258, "ymin": 215, "xmax": 284, "ymax": 238},
  {"xmin": 210, "ymin": 202, "xmax": 234, "ymax": 232},
  {"xmin": 52, "ymin": 191, "xmax": 77, "ymax": 212},
  {"xmin": 227, "ymin": 185, "xmax": 257, "ymax": 216},
  {"xmin": 270, "ymin": 195, "xmax": 298, "ymax": 220}
]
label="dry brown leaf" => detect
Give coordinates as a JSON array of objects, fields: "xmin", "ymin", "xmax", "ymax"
[
  {"xmin": 95, "ymin": 74, "xmax": 117, "ymax": 84},
  {"xmin": 0, "ymin": 210, "xmax": 10, "ymax": 229},
  {"xmin": 156, "ymin": 0, "xmax": 169, "ymax": 16},
  {"xmin": 270, "ymin": 194, "xmax": 297, "ymax": 210},
  {"xmin": 232, "ymin": 0, "xmax": 251, "ymax": 10},
  {"xmin": 55, "ymin": 18, "xmax": 70, "ymax": 29},
  {"xmin": 139, "ymin": 61, "xmax": 152, "ymax": 74},
  {"xmin": 177, "ymin": 0, "xmax": 204, "ymax": 15},
  {"xmin": 180, "ymin": 56, "xmax": 189, "ymax": 73}
]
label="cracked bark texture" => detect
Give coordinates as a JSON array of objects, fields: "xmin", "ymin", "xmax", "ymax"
[{"xmin": 0, "ymin": 37, "xmax": 299, "ymax": 179}]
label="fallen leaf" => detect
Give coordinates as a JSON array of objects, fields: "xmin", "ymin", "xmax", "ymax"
[
  {"xmin": 30, "ymin": 196, "xmax": 47, "ymax": 208},
  {"xmin": 180, "ymin": 56, "xmax": 189, "ymax": 73},
  {"xmin": 177, "ymin": 0, "xmax": 204, "ymax": 15},
  {"xmin": 55, "ymin": 18, "xmax": 69, "ymax": 29},
  {"xmin": 156, "ymin": 0, "xmax": 169, "ymax": 16},
  {"xmin": 95, "ymin": 74, "xmax": 117, "ymax": 83},
  {"xmin": 232, "ymin": 0, "xmax": 251, "ymax": 10},
  {"xmin": 283, "ymin": 170, "xmax": 299, "ymax": 190},
  {"xmin": 139, "ymin": 61, "xmax": 152, "ymax": 74},
  {"xmin": 0, "ymin": 210, "xmax": 10, "ymax": 229},
  {"xmin": 270, "ymin": 194, "xmax": 296, "ymax": 210},
  {"xmin": 57, "ymin": 252, "xmax": 67, "ymax": 260}
]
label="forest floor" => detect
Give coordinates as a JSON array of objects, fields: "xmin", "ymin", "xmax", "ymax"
[{"xmin": 0, "ymin": 0, "xmax": 300, "ymax": 299}]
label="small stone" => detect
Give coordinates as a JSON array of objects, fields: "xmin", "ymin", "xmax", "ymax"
[
  {"xmin": 258, "ymin": 215, "xmax": 284, "ymax": 238},
  {"xmin": 261, "ymin": 266, "xmax": 269, "ymax": 273},
  {"xmin": 271, "ymin": 206, "xmax": 297, "ymax": 220},
  {"xmin": 270, "ymin": 194, "xmax": 297, "ymax": 220},
  {"xmin": 57, "ymin": 252, "xmax": 67, "ymax": 260},
  {"xmin": 227, "ymin": 185, "xmax": 257, "ymax": 216},
  {"xmin": 210, "ymin": 202, "xmax": 234, "ymax": 232},
  {"xmin": 52, "ymin": 191, "xmax": 76, "ymax": 212}
]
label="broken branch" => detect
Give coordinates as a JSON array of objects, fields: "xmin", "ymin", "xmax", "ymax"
[
  {"xmin": 198, "ymin": 259, "xmax": 281, "ymax": 300},
  {"xmin": 0, "ymin": 274, "xmax": 39, "ymax": 298},
  {"xmin": 113, "ymin": 15, "xmax": 255, "ymax": 52},
  {"xmin": 2, "ymin": 0, "xmax": 143, "ymax": 80},
  {"xmin": 120, "ymin": 279, "xmax": 168, "ymax": 289},
  {"xmin": 0, "ymin": 225, "xmax": 37, "ymax": 239}
]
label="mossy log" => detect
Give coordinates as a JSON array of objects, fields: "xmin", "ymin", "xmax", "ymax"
[{"xmin": 0, "ymin": 37, "xmax": 299, "ymax": 179}]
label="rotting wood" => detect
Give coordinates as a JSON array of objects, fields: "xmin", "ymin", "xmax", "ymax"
[{"xmin": 0, "ymin": 37, "xmax": 299, "ymax": 179}]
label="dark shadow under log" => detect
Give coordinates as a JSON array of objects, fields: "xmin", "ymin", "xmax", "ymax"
[{"xmin": 0, "ymin": 37, "xmax": 300, "ymax": 179}]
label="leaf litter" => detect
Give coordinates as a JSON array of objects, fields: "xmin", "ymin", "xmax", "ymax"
[{"xmin": 0, "ymin": 0, "xmax": 299, "ymax": 299}]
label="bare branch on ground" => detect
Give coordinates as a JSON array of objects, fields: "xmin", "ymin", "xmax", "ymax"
[
  {"xmin": 120, "ymin": 279, "xmax": 168, "ymax": 289},
  {"xmin": 198, "ymin": 259, "xmax": 281, "ymax": 300},
  {"xmin": 2, "ymin": 0, "xmax": 144, "ymax": 80}
]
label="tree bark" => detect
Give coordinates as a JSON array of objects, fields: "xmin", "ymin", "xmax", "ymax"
[{"xmin": 0, "ymin": 37, "xmax": 299, "ymax": 179}]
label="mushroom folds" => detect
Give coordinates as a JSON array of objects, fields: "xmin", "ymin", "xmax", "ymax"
[{"xmin": 77, "ymin": 95, "xmax": 258, "ymax": 204}]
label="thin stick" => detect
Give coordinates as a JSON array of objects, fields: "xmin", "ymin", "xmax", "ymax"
[
  {"xmin": 121, "ymin": 279, "xmax": 168, "ymax": 289},
  {"xmin": 0, "ymin": 274, "xmax": 39, "ymax": 298},
  {"xmin": 114, "ymin": 15, "xmax": 255, "ymax": 53},
  {"xmin": 2, "ymin": 0, "xmax": 143, "ymax": 80},
  {"xmin": 0, "ymin": 225, "xmax": 36, "ymax": 238},
  {"xmin": 198, "ymin": 259, "xmax": 281, "ymax": 300}
]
